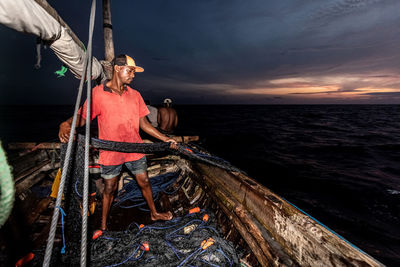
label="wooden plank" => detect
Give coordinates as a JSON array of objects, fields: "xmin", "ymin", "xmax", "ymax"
[
  {"xmin": 9, "ymin": 150, "xmax": 50, "ymax": 178},
  {"xmin": 26, "ymin": 198, "xmax": 53, "ymax": 225},
  {"xmin": 194, "ymin": 168, "xmax": 283, "ymax": 266},
  {"xmin": 234, "ymin": 203, "xmax": 295, "ymax": 266},
  {"xmin": 207, "ymin": 183, "xmax": 271, "ymax": 266},
  {"xmin": 15, "ymin": 162, "xmax": 59, "ymax": 195},
  {"xmin": 14, "ymin": 159, "xmax": 51, "ymax": 183},
  {"xmin": 8, "ymin": 142, "xmax": 61, "ymax": 150}
]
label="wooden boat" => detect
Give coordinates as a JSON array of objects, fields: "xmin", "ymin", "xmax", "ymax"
[
  {"xmin": 0, "ymin": 1, "xmax": 386, "ymax": 266},
  {"xmin": 0, "ymin": 140, "xmax": 384, "ymax": 266}
]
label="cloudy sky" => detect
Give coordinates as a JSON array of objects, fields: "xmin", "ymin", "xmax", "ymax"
[{"xmin": 1, "ymin": 0, "xmax": 400, "ymax": 104}]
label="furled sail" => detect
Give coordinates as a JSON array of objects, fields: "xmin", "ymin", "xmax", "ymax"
[{"xmin": 0, "ymin": 0, "xmax": 104, "ymax": 80}]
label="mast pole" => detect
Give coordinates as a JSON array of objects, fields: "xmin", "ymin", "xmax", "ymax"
[{"xmin": 103, "ymin": 0, "xmax": 115, "ymax": 62}]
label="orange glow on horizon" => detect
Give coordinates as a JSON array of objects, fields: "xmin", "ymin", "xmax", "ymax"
[{"xmin": 225, "ymin": 74, "xmax": 400, "ymax": 99}]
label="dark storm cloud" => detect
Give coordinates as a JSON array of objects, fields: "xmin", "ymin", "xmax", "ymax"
[
  {"xmin": 1, "ymin": 0, "xmax": 400, "ymax": 104},
  {"xmin": 364, "ymin": 92, "xmax": 400, "ymax": 96},
  {"xmin": 109, "ymin": 0, "xmax": 400, "ymax": 103}
]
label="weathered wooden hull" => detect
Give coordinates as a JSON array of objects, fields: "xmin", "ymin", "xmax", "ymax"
[
  {"xmin": 1, "ymin": 143, "xmax": 384, "ymax": 266},
  {"xmin": 184, "ymin": 161, "xmax": 384, "ymax": 266}
]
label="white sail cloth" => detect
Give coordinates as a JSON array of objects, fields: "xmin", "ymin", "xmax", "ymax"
[{"xmin": 0, "ymin": 0, "xmax": 104, "ymax": 80}]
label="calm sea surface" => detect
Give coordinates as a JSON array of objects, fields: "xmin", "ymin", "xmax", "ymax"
[{"xmin": 1, "ymin": 104, "xmax": 399, "ymax": 265}]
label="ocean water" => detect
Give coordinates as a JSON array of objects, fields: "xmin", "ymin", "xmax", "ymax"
[{"xmin": 1, "ymin": 104, "xmax": 399, "ymax": 265}]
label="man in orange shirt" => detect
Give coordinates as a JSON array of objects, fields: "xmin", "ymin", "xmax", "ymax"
[{"xmin": 59, "ymin": 54, "xmax": 176, "ymax": 230}]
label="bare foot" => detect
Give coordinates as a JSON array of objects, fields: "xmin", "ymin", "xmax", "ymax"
[{"xmin": 151, "ymin": 211, "xmax": 173, "ymax": 221}]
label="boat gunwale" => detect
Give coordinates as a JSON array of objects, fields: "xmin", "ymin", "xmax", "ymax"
[{"xmin": 189, "ymin": 161, "xmax": 384, "ymax": 267}]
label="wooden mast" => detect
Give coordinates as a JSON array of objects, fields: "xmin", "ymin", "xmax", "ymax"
[{"xmin": 102, "ymin": 0, "xmax": 115, "ymax": 79}]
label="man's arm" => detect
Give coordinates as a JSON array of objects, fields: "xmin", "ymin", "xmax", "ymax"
[
  {"xmin": 139, "ymin": 117, "xmax": 178, "ymax": 149},
  {"xmin": 58, "ymin": 114, "xmax": 86, "ymax": 143}
]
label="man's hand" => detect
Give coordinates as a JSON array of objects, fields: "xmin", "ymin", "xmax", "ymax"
[
  {"xmin": 59, "ymin": 121, "xmax": 72, "ymax": 143},
  {"xmin": 165, "ymin": 139, "xmax": 178, "ymax": 150}
]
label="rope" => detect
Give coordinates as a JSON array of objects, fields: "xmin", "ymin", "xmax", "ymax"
[
  {"xmin": 56, "ymin": 206, "xmax": 67, "ymax": 254},
  {"xmin": 43, "ymin": 0, "xmax": 96, "ymax": 264},
  {"xmin": 34, "ymin": 37, "xmax": 41, "ymax": 69},
  {"xmin": 114, "ymin": 172, "xmax": 180, "ymax": 209},
  {"xmin": 81, "ymin": 0, "xmax": 96, "ymax": 266},
  {"xmin": 0, "ymin": 141, "xmax": 14, "ymax": 228}
]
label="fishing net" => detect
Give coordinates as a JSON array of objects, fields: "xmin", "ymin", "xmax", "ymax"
[
  {"xmin": 90, "ymin": 209, "xmax": 239, "ymax": 266},
  {"xmin": 32, "ymin": 136, "xmax": 242, "ymax": 266},
  {"xmin": 177, "ymin": 143, "xmax": 244, "ymax": 173},
  {"xmin": 31, "ymin": 137, "xmax": 88, "ymax": 265},
  {"xmin": 33, "ymin": 209, "xmax": 240, "ymax": 266},
  {"xmin": 89, "ymin": 134, "xmax": 243, "ymax": 173}
]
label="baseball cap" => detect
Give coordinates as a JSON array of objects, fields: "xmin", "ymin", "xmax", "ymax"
[
  {"xmin": 113, "ymin": 54, "xmax": 144, "ymax": 72},
  {"xmin": 163, "ymin": 98, "xmax": 172, "ymax": 104}
]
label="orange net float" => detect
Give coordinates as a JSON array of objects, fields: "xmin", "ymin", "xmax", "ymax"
[
  {"xmin": 202, "ymin": 214, "xmax": 209, "ymax": 222},
  {"xmin": 92, "ymin": 230, "xmax": 103, "ymax": 240},
  {"xmin": 200, "ymin": 238, "xmax": 215, "ymax": 250},
  {"xmin": 189, "ymin": 207, "xmax": 200, "ymax": 214},
  {"xmin": 15, "ymin": 252, "xmax": 35, "ymax": 267},
  {"xmin": 139, "ymin": 224, "xmax": 145, "ymax": 229},
  {"xmin": 141, "ymin": 241, "xmax": 150, "ymax": 251}
]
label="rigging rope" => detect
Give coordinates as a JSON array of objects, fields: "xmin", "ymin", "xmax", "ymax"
[
  {"xmin": 43, "ymin": 0, "xmax": 96, "ymax": 265},
  {"xmin": 81, "ymin": 0, "xmax": 96, "ymax": 266},
  {"xmin": 34, "ymin": 37, "xmax": 42, "ymax": 69}
]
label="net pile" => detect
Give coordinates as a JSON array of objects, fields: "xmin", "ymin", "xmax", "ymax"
[
  {"xmin": 90, "ymin": 209, "xmax": 240, "ymax": 266},
  {"xmin": 32, "ymin": 136, "xmax": 242, "ymax": 265}
]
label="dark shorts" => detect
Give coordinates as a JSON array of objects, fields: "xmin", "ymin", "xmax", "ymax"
[{"xmin": 100, "ymin": 156, "xmax": 147, "ymax": 179}]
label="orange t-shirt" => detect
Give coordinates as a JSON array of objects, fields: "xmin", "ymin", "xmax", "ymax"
[{"xmin": 79, "ymin": 83, "xmax": 149, "ymax": 165}]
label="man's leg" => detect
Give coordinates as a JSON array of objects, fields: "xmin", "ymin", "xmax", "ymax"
[
  {"xmin": 101, "ymin": 176, "xmax": 118, "ymax": 230},
  {"xmin": 135, "ymin": 172, "xmax": 173, "ymax": 221}
]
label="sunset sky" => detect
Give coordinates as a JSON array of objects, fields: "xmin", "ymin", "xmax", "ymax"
[{"xmin": 1, "ymin": 0, "xmax": 400, "ymax": 104}]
